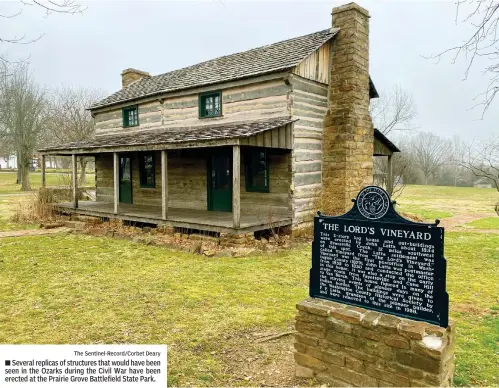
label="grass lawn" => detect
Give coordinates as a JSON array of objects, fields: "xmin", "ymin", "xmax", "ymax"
[
  {"xmin": 0, "ymin": 231, "xmax": 498, "ymax": 386},
  {"xmin": 0, "ymin": 171, "xmax": 95, "ymax": 194},
  {"xmin": 466, "ymin": 217, "xmax": 499, "ymax": 230},
  {"xmin": 396, "ymin": 185, "xmax": 498, "ymax": 221},
  {"xmin": 0, "ymin": 185, "xmax": 498, "ymax": 386}
]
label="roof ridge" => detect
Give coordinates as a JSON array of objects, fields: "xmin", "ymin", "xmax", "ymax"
[
  {"xmin": 90, "ymin": 28, "xmax": 338, "ymax": 109},
  {"xmin": 146, "ymin": 28, "xmax": 333, "ymax": 81}
]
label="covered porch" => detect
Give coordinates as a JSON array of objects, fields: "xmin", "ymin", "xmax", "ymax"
[
  {"xmin": 38, "ymin": 117, "xmax": 294, "ymax": 234},
  {"xmin": 53, "ymin": 201, "xmax": 291, "ymax": 233}
]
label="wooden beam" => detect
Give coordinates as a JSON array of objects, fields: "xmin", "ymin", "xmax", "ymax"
[
  {"xmin": 41, "ymin": 154, "xmax": 46, "ymax": 189},
  {"xmin": 161, "ymin": 150, "xmax": 168, "ymax": 220},
  {"xmin": 232, "ymin": 145, "xmax": 241, "ymax": 229},
  {"xmin": 72, "ymin": 154, "xmax": 78, "ymax": 209},
  {"xmin": 387, "ymin": 155, "xmax": 393, "ymax": 196},
  {"xmin": 113, "ymin": 152, "xmax": 119, "ymax": 214}
]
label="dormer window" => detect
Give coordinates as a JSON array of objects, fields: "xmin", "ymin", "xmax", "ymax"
[
  {"xmin": 199, "ymin": 91, "xmax": 222, "ymax": 118},
  {"xmin": 123, "ymin": 105, "xmax": 139, "ymax": 127}
]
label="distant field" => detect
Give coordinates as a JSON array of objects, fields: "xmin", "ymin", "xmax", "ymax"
[
  {"xmin": 0, "ymin": 171, "xmax": 95, "ymax": 194},
  {"xmin": 396, "ymin": 185, "xmax": 498, "ymax": 223}
]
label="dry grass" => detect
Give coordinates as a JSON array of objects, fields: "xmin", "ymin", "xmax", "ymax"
[{"xmin": 10, "ymin": 189, "xmax": 58, "ymax": 224}]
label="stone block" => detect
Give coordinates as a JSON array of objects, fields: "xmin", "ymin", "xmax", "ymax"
[
  {"xmin": 395, "ymin": 350, "xmax": 442, "ymax": 374},
  {"xmin": 377, "ymin": 315, "xmax": 402, "ymax": 334},
  {"xmin": 295, "ymin": 365, "xmax": 314, "ymax": 378},
  {"xmin": 345, "ymin": 356, "xmax": 363, "ymax": 372},
  {"xmin": 294, "ymin": 352, "xmax": 327, "ymax": 372},
  {"xmin": 362, "ymin": 340, "xmax": 394, "ymax": 360},
  {"xmin": 398, "ymin": 322, "xmax": 426, "ymax": 340},
  {"xmin": 294, "ymin": 341, "xmax": 307, "ymax": 354},
  {"xmin": 314, "ymin": 373, "xmax": 351, "ymax": 387},
  {"xmin": 412, "ymin": 336, "xmax": 449, "ymax": 359},
  {"xmin": 295, "ymin": 332, "xmax": 319, "ymax": 346},
  {"xmin": 409, "ymin": 379, "xmax": 432, "ymax": 387},
  {"xmin": 330, "ymin": 308, "xmax": 364, "ymax": 324},
  {"xmin": 386, "ymin": 362, "xmax": 425, "ymax": 380},
  {"xmin": 361, "ymin": 310, "xmax": 381, "ymax": 329},
  {"xmin": 296, "ymin": 300, "xmax": 330, "ymax": 317},
  {"xmin": 325, "ymin": 332, "xmax": 360, "ymax": 349},
  {"xmin": 296, "ymin": 310, "xmax": 327, "ymax": 324},
  {"xmin": 296, "ymin": 321, "xmax": 326, "ymax": 338},
  {"xmin": 328, "ymin": 364, "xmax": 377, "ymax": 387},
  {"xmin": 383, "ymin": 334, "xmax": 410, "ymax": 349},
  {"xmin": 353, "ymin": 325, "xmax": 381, "ymax": 341},
  {"xmin": 364, "ymin": 363, "xmax": 409, "ymax": 386},
  {"xmin": 326, "ymin": 316, "xmax": 353, "ymax": 334}
]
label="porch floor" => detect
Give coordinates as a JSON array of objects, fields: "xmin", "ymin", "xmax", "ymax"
[{"xmin": 54, "ymin": 201, "xmax": 291, "ymax": 233}]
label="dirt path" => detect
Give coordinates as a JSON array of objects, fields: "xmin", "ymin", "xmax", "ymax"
[
  {"xmin": 0, "ymin": 227, "xmax": 71, "ymax": 239},
  {"xmin": 439, "ymin": 213, "xmax": 499, "ymax": 233}
]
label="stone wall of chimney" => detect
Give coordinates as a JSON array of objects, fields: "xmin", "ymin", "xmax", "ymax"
[{"xmin": 322, "ymin": 3, "xmax": 374, "ymax": 215}]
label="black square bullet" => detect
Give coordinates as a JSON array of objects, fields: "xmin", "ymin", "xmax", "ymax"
[{"xmin": 5, "ymin": 360, "xmax": 10, "ymax": 366}]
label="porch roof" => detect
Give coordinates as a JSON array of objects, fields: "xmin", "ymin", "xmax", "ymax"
[{"xmin": 39, "ymin": 117, "xmax": 296, "ymax": 155}]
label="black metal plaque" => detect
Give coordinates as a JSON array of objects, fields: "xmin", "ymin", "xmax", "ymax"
[{"xmin": 310, "ymin": 186, "xmax": 449, "ymax": 327}]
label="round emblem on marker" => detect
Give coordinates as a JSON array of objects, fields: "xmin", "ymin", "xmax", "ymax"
[{"xmin": 356, "ymin": 186, "xmax": 390, "ymax": 220}]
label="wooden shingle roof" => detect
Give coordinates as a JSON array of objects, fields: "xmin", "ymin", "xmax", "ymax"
[
  {"xmin": 39, "ymin": 117, "xmax": 297, "ymax": 154},
  {"xmin": 90, "ymin": 28, "xmax": 339, "ymax": 110}
]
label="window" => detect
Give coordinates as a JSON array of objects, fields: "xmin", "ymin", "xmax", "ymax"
[
  {"xmin": 245, "ymin": 148, "xmax": 269, "ymax": 192},
  {"xmin": 199, "ymin": 91, "xmax": 222, "ymax": 118},
  {"xmin": 123, "ymin": 105, "xmax": 139, "ymax": 127},
  {"xmin": 139, "ymin": 153, "xmax": 155, "ymax": 188}
]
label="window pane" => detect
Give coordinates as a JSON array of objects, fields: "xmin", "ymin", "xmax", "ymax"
[
  {"xmin": 201, "ymin": 93, "xmax": 221, "ymax": 117},
  {"xmin": 247, "ymin": 149, "xmax": 268, "ymax": 191},
  {"xmin": 141, "ymin": 153, "xmax": 155, "ymax": 187}
]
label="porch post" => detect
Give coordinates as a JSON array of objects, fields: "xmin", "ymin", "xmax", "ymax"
[
  {"xmin": 386, "ymin": 154, "xmax": 393, "ymax": 196},
  {"xmin": 232, "ymin": 145, "xmax": 241, "ymax": 229},
  {"xmin": 72, "ymin": 154, "xmax": 78, "ymax": 209},
  {"xmin": 41, "ymin": 154, "xmax": 46, "ymax": 189},
  {"xmin": 161, "ymin": 150, "xmax": 168, "ymax": 220},
  {"xmin": 113, "ymin": 152, "xmax": 119, "ymax": 214}
]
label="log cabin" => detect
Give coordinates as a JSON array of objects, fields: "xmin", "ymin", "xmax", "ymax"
[{"xmin": 38, "ymin": 2, "xmax": 399, "ymax": 236}]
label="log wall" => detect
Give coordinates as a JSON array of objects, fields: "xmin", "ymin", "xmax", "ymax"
[
  {"xmin": 94, "ymin": 79, "xmax": 291, "ymax": 136},
  {"xmin": 289, "ymin": 74, "xmax": 329, "ymax": 227}
]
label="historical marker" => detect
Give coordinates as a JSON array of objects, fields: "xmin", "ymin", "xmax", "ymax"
[{"xmin": 310, "ymin": 186, "xmax": 449, "ymax": 327}]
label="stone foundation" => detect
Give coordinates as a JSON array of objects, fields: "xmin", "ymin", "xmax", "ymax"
[{"xmin": 295, "ymin": 298, "xmax": 455, "ymax": 387}]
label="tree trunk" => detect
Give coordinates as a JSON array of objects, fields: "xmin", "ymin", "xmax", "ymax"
[
  {"xmin": 20, "ymin": 157, "xmax": 31, "ymax": 191},
  {"xmin": 16, "ymin": 153, "xmax": 22, "ymax": 185},
  {"xmin": 78, "ymin": 157, "xmax": 87, "ymax": 185}
]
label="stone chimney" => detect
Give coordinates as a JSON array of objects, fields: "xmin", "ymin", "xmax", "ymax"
[
  {"xmin": 121, "ymin": 68, "xmax": 151, "ymax": 88},
  {"xmin": 322, "ymin": 2, "xmax": 374, "ymax": 214}
]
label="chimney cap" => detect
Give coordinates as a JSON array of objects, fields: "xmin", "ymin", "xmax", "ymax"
[
  {"xmin": 121, "ymin": 68, "xmax": 151, "ymax": 77},
  {"xmin": 331, "ymin": 2, "xmax": 369, "ymax": 17}
]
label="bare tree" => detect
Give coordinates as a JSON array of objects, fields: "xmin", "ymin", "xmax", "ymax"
[
  {"xmin": 0, "ymin": 64, "xmax": 47, "ymax": 191},
  {"xmin": 1, "ymin": 1, "xmax": 85, "ymax": 65},
  {"xmin": 430, "ymin": 1, "xmax": 499, "ymax": 113},
  {"xmin": 47, "ymin": 86, "xmax": 104, "ymax": 184},
  {"xmin": 463, "ymin": 137, "xmax": 499, "ymax": 190},
  {"xmin": 411, "ymin": 132, "xmax": 451, "ymax": 185},
  {"xmin": 370, "ymin": 85, "xmax": 418, "ymax": 135}
]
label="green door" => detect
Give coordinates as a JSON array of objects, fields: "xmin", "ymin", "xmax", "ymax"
[
  {"xmin": 119, "ymin": 155, "xmax": 133, "ymax": 204},
  {"xmin": 208, "ymin": 150, "xmax": 232, "ymax": 212}
]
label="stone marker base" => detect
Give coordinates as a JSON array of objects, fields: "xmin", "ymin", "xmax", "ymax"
[{"xmin": 295, "ymin": 298, "xmax": 455, "ymax": 387}]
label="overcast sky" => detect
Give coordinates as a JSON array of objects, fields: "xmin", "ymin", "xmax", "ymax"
[{"xmin": 1, "ymin": 0, "xmax": 497, "ymax": 140}]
